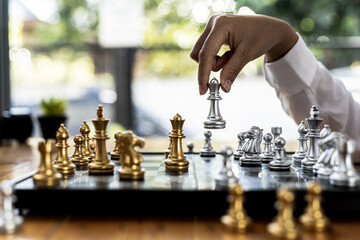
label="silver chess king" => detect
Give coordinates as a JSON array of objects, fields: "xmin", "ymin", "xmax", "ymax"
[{"xmin": 203, "ymin": 78, "xmax": 226, "ymax": 129}]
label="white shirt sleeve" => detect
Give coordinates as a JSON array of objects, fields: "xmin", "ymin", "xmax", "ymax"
[{"xmin": 263, "ymin": 34, "xmax": 360, "ymax": 154}]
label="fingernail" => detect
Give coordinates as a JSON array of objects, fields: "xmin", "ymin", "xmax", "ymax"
[
  {"xmin": 224, "ymin": 80, "xmax": 232, "ymax": 92},
  {"xmin": 199, "ymin": 87, "xmax": 205, "ymax": 95}
]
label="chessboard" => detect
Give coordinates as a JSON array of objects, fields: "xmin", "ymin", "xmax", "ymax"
[{"xmin": 13, "ymin": 152, "xmax": 360, "ymax": 218}]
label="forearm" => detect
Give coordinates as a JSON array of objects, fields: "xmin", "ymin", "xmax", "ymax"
[{"xmin": 263, "ymin": 35, "xmax": 360, "ymax": 150}]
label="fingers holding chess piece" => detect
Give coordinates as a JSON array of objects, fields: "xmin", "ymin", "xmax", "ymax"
[
  {"xmin": 267, "ymin": 188, "xmax": 298, "ymax": 239},
  {"xmin": 33, "ymin": 140, "xmax": 62, "ymax": 187},
  {"xmin": 118, "ymin": 131, "xmax": 145, "ymax": 180},
  {"xmin": 221, "ymin": 182, "xmax": 251, "ymax": 232},
  {"xmin": 111, "ymin": 131, "xmax": 122, "ymax": 161},
  {"xmin": 70, "ymin": 135, "xmax": 89, "ymax": 170},
  {"xmin": 299, "ymin": 182, "xmax": 330, "ymax": 232},
  {"xmin": 53, "ymin": 124, "xmax": 76, "ymax": 176}
]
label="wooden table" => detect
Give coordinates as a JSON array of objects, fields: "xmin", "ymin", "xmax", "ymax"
[{"xmin": 0, "ymin": 141, "xmax": 359, "ymax": 240}]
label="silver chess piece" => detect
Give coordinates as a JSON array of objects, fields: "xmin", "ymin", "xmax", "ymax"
[
  {"xmin": 317, "ymin": 131, "xmax": 337, "ymax": 179},
  {"xmin": 301, "ymin": 106, "xmax": 323, "ymax": 173},
  {"xmin": 233, "ymin": 132, "xmax": 246, "ymax": 161},
  {"xmin": 0, "ymin": 184, "xmax": 23, "ymax": 234},
  {"xmin": 203, "ymin": 78, "xmax": 226, "ymax": 129},
  {"xmin": 200, "ymin": 131, "xmax": 216, "ymax": 157},
  {"xmin": 215, "ymin": 146, "xmax": 238, "ymax": 186},
  {"xmin": 260, "ymin": 133, "xmax": 274, "ymax": 163},
  {"xmin": 292, "ymin": 121, "xmax": 308, "ymax": 167},
  {"xmin": 329, "ymin": 133, "xmax": 359, "ymax": 187},
  {"xmin": 271, "ymin": 127, "xmax": 282, "ymax": 153},
  {"xmin": 313, "ymin": 125, "xmax": 331, "ymax": 175},
  {"xmin": 187, "ymin": 142, "xmax": 194, "ymax": 153},
  {"xmin": 269, "ymin": 137, "xmax": 291, "ymax": 171},
  {"xmin": 240, "ymin": 126, "xmax": 263, "ymax": 166}
]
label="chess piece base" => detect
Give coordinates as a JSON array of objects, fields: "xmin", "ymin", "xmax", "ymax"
[
  {"xmin": 164, "ymin": 158, "xmax": 189, "ymax": 172},
  {"xmin": 53, "ymin": 164, "xmax": 75, "ymax": 175},
  {"xmin": 269, "ymin": 160, "xmax": 291, "ymax": 171},
  {"xmin": 329, "ymin": 172, "xmax": 359, "ymax": 187},
  {"xmin": 240, "ymin": 155, "xmax": 262, "ymax": 167},
  {"xmin": 203, "ymin": 120, "xmax": 226, "ymax": 129},
  {"xmin": 199, "ymin": 150, "xmax": 216, "ymax": 157},
  {"xmin": 260, "ymin": 156, "xmax": 273, "ymax": 163},
  {"xmin": 299, "ymin": 214, "xmax": 329, "ymax": 232},
  {"xmin": 233, "ymin": 152, "xmax": 242, "ymax": 161},
  {"xmin": 301, "ymin": 157, "xmax": 317, "ymax": 172},
  {"xmin": 267, "ymin": 222, "xmax": 298, "ymax": 240},
  {"xmin": 33, "ymin": 173, "xmax": 62, "ymax": 187},
  {"xmin": 292, "ymin": 154, "xmax": 305, "ymax": 167},
  {"xmin": 221, "ymin": 215, "xmax": 251, "ymax": 232},
  {"xmin": 110, "ymin": 153, "xmax": 121, "ymax": 161},
  {"xmin": 88, "ymin": 162, "xmax": 115, "ymax": 175},
  {"xmin": 71, "ymin": 158, "xmax": 89, "ymax": 169},
  {"xmin": 119, "ymin": 168, "xmax": 145, "ymax": 180}
]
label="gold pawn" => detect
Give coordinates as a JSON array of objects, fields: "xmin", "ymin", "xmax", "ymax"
[
  {"xmin": 53, "ymin": 124, "xmax": 76, "ymax": 175},
  {"xmin": 221, "ymin": 182, "xmax": 251, "ymax": 232},
  {"xmin": 88, "ymin": 105, "xmax": 115, "ymax": 175},
  {"xmin": 299, "ymin": 182, "xmax": 330, "ymax": 231},
  {"xmin": 164, "ymin": 131, "xmax": 172, "ymax": 159},
  {"xmin": 267, "ymin": 188, "xmax": 298, "ymax": 239},
  {"xmin": 80, "ymin": 120, "xmax": 94, "ymax": 162},
  {"xmin": 164, "ymin": 113, "xmax": 189, "ymax": 174},
  {"xmin": 33, "ymin": 140, "xmax": 62, "ymax": 187},
  {"xmin": 118, "ymin": 131, "xmax": 145, "ymax": 180},
  {"xmin": 110, "ymin": 131, "xmax": 122, "ymax": 161},
  {"xmin": 70, "ymin": 135, "xmax": 89, "ymax": 170}
]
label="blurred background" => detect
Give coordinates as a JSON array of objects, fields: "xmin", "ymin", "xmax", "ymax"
[{"xmin": 2, "ymin": 0, "xmax": 360, "ymax": 151}]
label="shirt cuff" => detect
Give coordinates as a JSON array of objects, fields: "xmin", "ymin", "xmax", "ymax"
[{"xmin": 263, "ymin": 34, "xmax": 318, "ymax": 96}]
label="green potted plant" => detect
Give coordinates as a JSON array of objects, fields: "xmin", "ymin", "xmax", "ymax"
[{"xmin": 38, "ymin": 97, "xmax": 68, "ymax": 139}]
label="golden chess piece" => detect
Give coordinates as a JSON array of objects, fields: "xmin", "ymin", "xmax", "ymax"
[
  {"xmin": 118, "ymin": 131, "xmax": 145, "ymax": 180},
  {"xmin": 267, "ymin": 188, "xmax": 298, "ymax": 239},
  {"xmin": 88, "ymin": 105, "xmax": 115, "ymax": 175},
  {"xmin": 33, "ymin": 140, "xmax": 62, "ymax": 187},
  {"xmin": 164, "ymin": 113, "xmax": 189, "ymax": 174},
  {"xmin": 299, "ymin": 182, "xmax": 330, "ymax": 231},
  {"xmin": 70, "ymin": 135, "xmax": 89, "ymax": 170},
  {"xmin": 221, "ymin": 182, "xmax": 251, "ymax": 232},
  {"xmin": 53, "ymin": 124, "xmax": 76, "ymax": 175},
  {"xmin": 111, "ymin": 131, "xmax": 122, "ymax": 161},
  {"xmin": 80, "ymin": 120, "xmax": 94, "ymax": 162},
  {"xmin": 164, "ymin": 132, "xmax": 172, "ymax": 159}
]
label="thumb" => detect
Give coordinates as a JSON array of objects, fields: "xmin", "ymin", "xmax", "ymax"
[{"xmin": 219, "ymin": 50, "xmax": 247, "ymax": 93}]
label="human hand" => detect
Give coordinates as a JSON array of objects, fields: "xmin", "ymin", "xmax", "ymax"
[{"xmin": 190, "ymin": 14, "xmax": 298, "ymax": 95}]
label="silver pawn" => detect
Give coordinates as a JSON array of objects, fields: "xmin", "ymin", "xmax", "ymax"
[
  {"xmin": 292, "ymin": 121, "xmax": 308, "ymax": 167},
  {"xmin": 269, "ymin": 137, "xmax": 291, "ymax": 171},
  {"xmin": 203, "ymin": 78, "xmax": 226, "ymax": 129},
  {"xmin": 200, "ymin": 131, "xmax": 216, "ymax": 157},
  {"xmin": 233, "ymin": 132, "xmax": 245, "ymax": 161},
  {"xmin": 260, "ymin": 133, "xmax": 274, "ymax": 163},
  {"xmin": 215, "ymin": 146, "xmax": 238, "ymax": 185},
  {"xmin": 313, "ymin": 125, "xmax": 331, "ymax": 175},
  {"xmin": 187, "ymin": 142, "xmax": 194, "ymax": 153},
  {"xmin": 330, "ymin": 134, "xmax": 359, "ymax": 187},
  {"xmin": 301, "ymin": 106, "xmax": 323, "ymax": 173},
  {"xmin": 0, "ymin": 184, "xmax": 23, "ymax": 234},
  {"xmin": 317, "ymin": 131, "xmax": 337, "ymax": 179},
  {"xmin": 240, "ymin": 126, "xmax": 263, "ymax": 166},
  {"xmin": 271, "ymin": 127, "xmax": 282, "ymax": 153}
]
